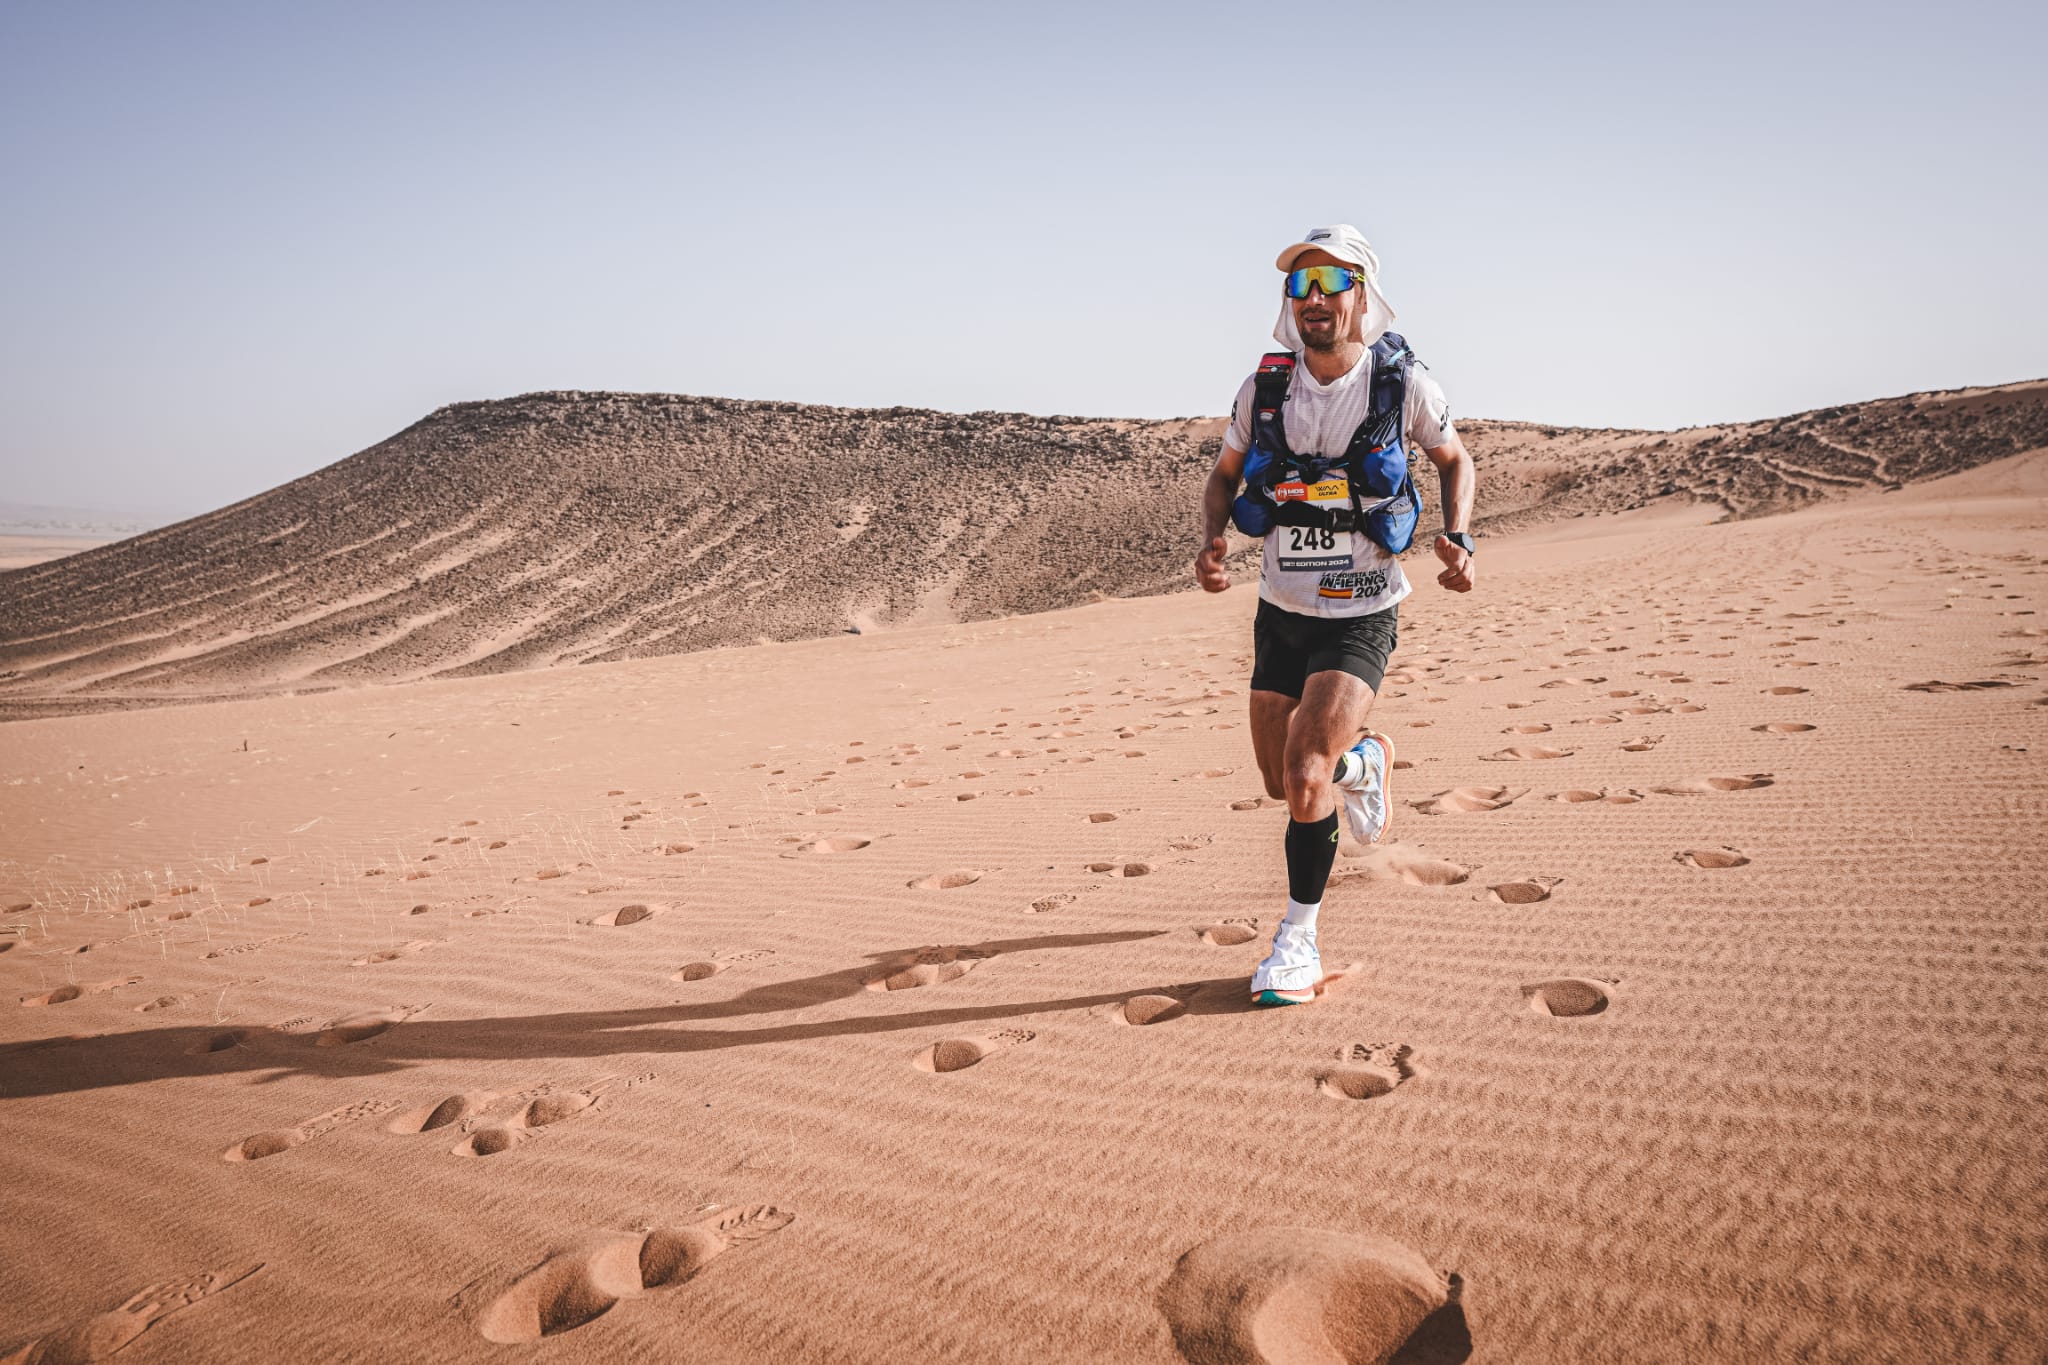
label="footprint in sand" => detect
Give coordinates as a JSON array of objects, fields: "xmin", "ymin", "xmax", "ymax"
[
  {"xmin": 1765, "ymin": 686, "xmax": 1809, "ymax": 695},
  {"xmin": 20, "ymin": 974, "xmax": 142, "ymax": 1007},
  {"xmin": 1481, "ymin": 745, "xmax": 1575, "ymax": 761},
  {"xmin": 1335, "ymin": 845, "xmax": 1471, "ymax": 888},
  {"xmin": 583, "ymin": 904, "xmax": 659, "ymax": 927},
  {"xmin": 223, "ymin": 1098, "xmax": 398, "ymax": 1162},
  {"xmin": 1317, "ymin": 1042, "xmax": 1419, "ymax": 1100},
  {"xmin": 672, "ymin": 949, "xmax": 775, "ymax": 982},
  {"xmin": 866, "ymin": 945, "xmax": 995, "ymax": 992},
  {"xmin": 787, "ymin": 836, "xmax": 871, "ymax": 856},
  {"xmin": 1086, "ymin": 861, "xmax": 1154, "ymax": 878},
  {"xmin": 1488, "ymin": 876, "xmax": 1563, "ymax": 904},
  {"xmin": 1522, "ymin": 977, "xmax": 1613, "ymax": 1017},
  {"xmin": 314, "ymin": 1004, "xmax": 429, "ymax": 1047},
  {"xmin": 909, "ymin": 869, "xmax": 983, "ymax": 890},
  {"xmin": 465, "ymin": 1206, "xmax": 794, "ymax": 1343},
  {"xmin": 1086, "ymin": 812, "xmax": 1119, "ymax": 823},
  {"xmin": 5, "ymin": 1263, "xmax": 265, "ymax": 1363},
  {"xmin": 1199, "ymin": 918, "xmax": 1260, "ymax": 946},
  {"xmin": 204, "ymin": 932, "xmax": 306, "ymax": 960},
  {"xmin": 351, "ymin": 939, "xmax": 439, "ymax": 968},
  {"xmin": 1158, "ymin": 1228, "xmax": 1457, "ymax": 1365},
  {"xmin": 1028, "ymin": 892, "xmax": 1077, "ymax": 914},
  {"xmin": 1753, "ymin": 722, "xmax": 1817, "ymax": 734},
  {"xmin": 912, "ymin": 1028, "xmax": 1036, "ymax": 1073},
  {"xmin": 1904, "ymin": 679, "xmax": 2017, "ymax": 692},
  {"xmin": 660, "ymin": 842, "xmax": 695, "ymax": 856},
  {"xmin": 1619, "ymin": 736, "xmax": 1662, "ymax": 752},
  {"xmin": 454, "ymin": 1075, "xmax": 655, "ymax": 1157},
  {"xmin": 1551, "ymin": 788, "xmax": 1643, "ymax": 805},
  {"xmin": 1504, "ymin": 723, "xmax": 1552, "ymax": 734},
  {"xmin": 1677, "ymin": 847, "xmax": 1751, "ymax": 868},
  {"xmin": 186, "ymin": 1028, "xmax": 249, "ymax": 1055},
  {"xmin": 1411, "ymin": 785, "xmax": 1524, "ymax": 816},
  {"xmin": 387, "ymin": 1090, "xmax": 505, "ymax": 1135},
  {"xmin": 1110, "ymin": 993, "xmax": 1189, "ymax": 1026},
  {"xmin": 1652, "ymin": 773, "xmax": 1774, "ymax": 794}
]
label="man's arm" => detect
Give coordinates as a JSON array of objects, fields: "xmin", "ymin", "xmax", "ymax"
[
  {"xmin": 1422, "ymin": 433, "xmax": 1476, "ymax": 592},
  {"xmin": 1194, "ymin": 440, "xmax": 1249, "ymax": 592}
]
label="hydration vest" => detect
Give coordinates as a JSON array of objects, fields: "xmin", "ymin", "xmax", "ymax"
[{"xmin": 1229, "ymin": 332, "xmax": 1423, "ymax": 555}]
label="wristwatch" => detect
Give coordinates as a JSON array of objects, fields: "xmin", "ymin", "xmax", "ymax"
[{"xmin": 1442, "ymin": 530, "xmax": 1476, "ymax": 555}]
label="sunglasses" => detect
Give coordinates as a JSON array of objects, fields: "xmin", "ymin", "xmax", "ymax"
[{"xmin": 1284, "ymin": 265, "xmax": 1364, "ymax": 300}]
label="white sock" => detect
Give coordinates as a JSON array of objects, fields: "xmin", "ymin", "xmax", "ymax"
[{"xmin": 1283, "ymin": 897, "xmax": 1320, "ymax": 928}]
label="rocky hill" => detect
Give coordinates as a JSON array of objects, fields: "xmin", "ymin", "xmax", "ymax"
[{"xmin": 2, "ymin": 377, "xmax": 2043, "ymax": 717}]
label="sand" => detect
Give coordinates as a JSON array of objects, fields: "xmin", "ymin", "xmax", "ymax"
[{"xmin": 1, "ymin": 450, "xmax": 2044, "ymax": 1362}]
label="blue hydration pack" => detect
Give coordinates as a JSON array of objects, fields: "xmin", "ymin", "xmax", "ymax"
[{"xmin": 1230, "ymin": 333, "xmax": 1423, "ymax": 555}]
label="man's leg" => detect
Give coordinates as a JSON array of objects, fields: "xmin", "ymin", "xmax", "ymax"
[
  {"xmin": 1280, "ymin": 670, "xmax": 1375, "ymax": 918},
  {"xmin": 1249, "ymin": 690, "xmax": 1297, "ymax": 801},
  {"xmin": 1283, "ymin": 669, "xmax": 1375, "ymax": 824},
  {"xmin": 1251, "ymin": 669, "xmax": 1375, "ymax": 1004}
]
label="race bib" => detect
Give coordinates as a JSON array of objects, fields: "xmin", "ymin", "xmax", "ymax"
[{"xmin": 1274, "ymin": 478, "xmax": 1354, "ymax": 572}]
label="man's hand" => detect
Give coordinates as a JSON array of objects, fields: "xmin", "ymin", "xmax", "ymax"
[
  {"xmin": 1434, "ymin": 534, "xmax": 1474, "ymax": 592},
  {"xmin": 1195, "ymin": 535, "xmax": 1232, "ymax": 592}
]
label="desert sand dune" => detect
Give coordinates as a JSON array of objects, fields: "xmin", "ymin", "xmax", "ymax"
[
  {"xmin": 2, "ymin": 379, "xmax": 2043, "ymax": 719},
  {"xmin": 0, "ymin": 429, "xmax": 2043, "ymax": 1361}
]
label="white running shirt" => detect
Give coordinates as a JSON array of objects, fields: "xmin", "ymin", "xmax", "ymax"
[{"xmin": 1223, "ymin": 347, "xmax": 1454, "ymax": 619}]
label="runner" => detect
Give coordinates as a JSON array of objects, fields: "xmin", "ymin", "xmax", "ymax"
[{"xmin": 1194, "ymin": 225, "xmax": 1477, "ymax": 1005}]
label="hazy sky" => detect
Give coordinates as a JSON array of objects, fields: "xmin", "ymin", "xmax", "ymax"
[{"xmin": 2, "ymin": 0, "xmax": 2042, "ymax": 515}]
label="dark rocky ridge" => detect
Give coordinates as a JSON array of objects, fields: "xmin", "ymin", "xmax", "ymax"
[{"xmin": 2, "ymin": 377, "xmax": 2044, "ymax": 717}]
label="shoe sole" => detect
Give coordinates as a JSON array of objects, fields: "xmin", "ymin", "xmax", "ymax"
[
  {"xmin": 1360, "ymin": 730, "xmax": 1395, "ymax": 845},
  {"xmin": 1253, "ymin": 988, "xmax": 1316, "ymax": 1007}
]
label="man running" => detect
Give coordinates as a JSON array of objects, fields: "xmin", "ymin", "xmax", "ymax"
[{"xmin": 1194, "ymin": 224, "xmax": 1477, "ymax": 1005}]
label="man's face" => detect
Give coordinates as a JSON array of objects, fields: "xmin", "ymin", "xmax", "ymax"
[{"xmin": 1288, "ymin": 247, "xmax": 1361, "ymax": 352}]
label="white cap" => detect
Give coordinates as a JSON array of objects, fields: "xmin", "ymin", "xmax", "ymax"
[
  {"xmin": 1272, "ymin": 223, "xmax": 1397, "ymax": 351},
  {"xmin": 1275, "ymin": 224, "xmax": 1380, "ymax": 275}
]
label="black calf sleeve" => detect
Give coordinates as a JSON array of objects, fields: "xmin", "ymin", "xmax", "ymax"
[{"xmin": 1284, "ymin": 812, "xmax": 1341, "ymax": 905}]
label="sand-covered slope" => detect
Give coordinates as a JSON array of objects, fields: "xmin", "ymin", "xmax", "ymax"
[
  {"xmin": 1, "ymin": 451, "xmax": 2042, "ymax": 1361},
  {"xmin": 3, "ymin": 379, "xmax": 2043, "ymax": 717}
]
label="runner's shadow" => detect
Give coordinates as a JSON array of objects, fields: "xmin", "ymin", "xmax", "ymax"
[{"xmin": 0, "ymin": 929, "xmax": 1168, "ymax": 1099}]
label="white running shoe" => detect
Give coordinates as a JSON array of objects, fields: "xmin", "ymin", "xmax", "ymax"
[
  {"xmin": 1249, "ymin": 922, "xmax": 1321, "ymax": 1006},
  {"xmin": 1335, "ymin": 732, "xmax": 1394, "ymax": 846}
]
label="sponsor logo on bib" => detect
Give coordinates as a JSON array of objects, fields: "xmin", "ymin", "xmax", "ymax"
[{"xmin": 1317, "ymin": 569, "xmax": 1389, "ymax": 600}]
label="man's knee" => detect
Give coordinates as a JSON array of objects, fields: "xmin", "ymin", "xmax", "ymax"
[{"xmin": 1283, "ymin": 757, "xmax": 1332, "ymax": 808}]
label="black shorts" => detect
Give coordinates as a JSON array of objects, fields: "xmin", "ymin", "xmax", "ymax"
[{"xmin": 1250, "ymin": 598, "xmax": 1399, "ymax": 698}]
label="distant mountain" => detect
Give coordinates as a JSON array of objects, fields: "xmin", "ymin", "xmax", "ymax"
[
  {"xmin": 2, "ymin": 378, "xmax": 2043, "ymax": 718},
  {"xmin": 0, "ymin": 500, "xmax": 185, "ymax": 538}
]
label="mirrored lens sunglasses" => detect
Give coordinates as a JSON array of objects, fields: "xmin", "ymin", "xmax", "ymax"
[{"xmin": 1284, "ymin": 265, "xmax": 1364, "ymax": 300}]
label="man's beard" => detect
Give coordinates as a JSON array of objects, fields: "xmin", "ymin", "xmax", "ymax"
[{"xmin": 1298, "ymin": 312, "xmax": 1345, "ymax": 352}]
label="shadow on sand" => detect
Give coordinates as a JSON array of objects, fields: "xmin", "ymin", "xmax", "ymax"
[{"xmin": 2, "ymin": 928, "xmax": 1282, "ymax": 1100}]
